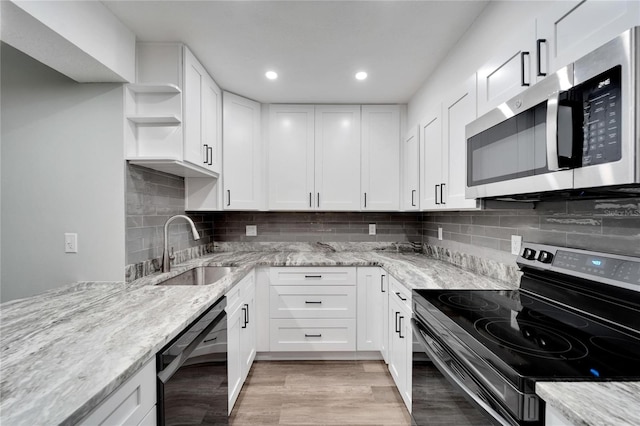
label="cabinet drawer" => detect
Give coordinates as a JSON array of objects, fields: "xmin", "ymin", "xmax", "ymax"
[
  {"xmin": 79, "ymin": 359, "xmax": 155, "ymax": 426},
  {"xmin": 226, "ymin": 270, "xmax": 255, "ymax": 314},
  {"xmin": 389, "ymin": 276, "xmax": 412, "ymax": 312},
  {"xmin": 269, "ymin": 319, "xmax": 356, "ymax": 351},
  {"xmin": 270, "ymin": 285, "xmax": 356, "ymax": 319},
  {"xmin": 269, "ymin": 267, "xmax": 356, "ymax": 286}
]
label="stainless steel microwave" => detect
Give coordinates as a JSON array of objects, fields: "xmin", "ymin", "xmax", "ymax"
[{"xmin": 466, "ymin": 27, "xmax": 639, "ymax": 201}]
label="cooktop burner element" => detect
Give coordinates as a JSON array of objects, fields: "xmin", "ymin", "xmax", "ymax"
[
  {"xmin": 437, "ymin": 292, "xmax": 500, "ymax": 312},
  {"xmin": 589, "ymin": 336, "xmax": 640, "ymax": 361},
  {"xmin": 474, "ymin": 317, "xmax": 589, "ymax": 360},
  {"xmin": 527, "ymin": 309, "xmax": 589, "ymax": 329}
]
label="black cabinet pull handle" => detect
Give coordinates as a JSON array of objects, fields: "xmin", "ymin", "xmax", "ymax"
[
  {"xmin": 305, "ymin": 275, "xmax": 322, "ymax": 279},
  {"xmin": 399, "ymin": 316, "xmax": 405, "ymax": 339},
  {"xmin": 395, "ymin": 291, "xmax": 407, "ymax": 301},
  {"xmin": 203, "ymin": 144, "xmax": 209, "ymax": 164},
  {"xmin": 305, "ymin": 301, "xmax": 322, "ymax": 304},
  {"xmin": 440, "ymin": 183, "xmax": 446, "ymax": 205},
  {"xmin": 309, "ymin": 192, "xmax": 312, "ymax": 208},
  {"xmin": 204, "ymin": 336, "xmax": 218, "ymax": 344},
  {"xmin": 305, "ymin": 333, "xmax": 322, "ymax": 338},
  {"xmin": 245, "ymin": 303, "xmax": 249, "ymax": 325},
  {"xmin": 380, "ymin": 275, "xmax": 385, "ymax": 293},
  {"xmin": 317, "ymin": 193, "xmax": 320, "ymax": 208},
  {"xmin": 395, "ymin": 311, "xmax": 400, "ymax": 333},
  {"xmin": 411, "ymin": 189, "xmax": 416, "ymax": 207},
  {"xmin": 241, "ymin": 305, "xmax": 247, "ymax": 328},
  {"xmin": 227, "ymin": 190, "xmax": 231, "ymax": 206},
  {"xmin": 435, "ymin": 184, "xmax": 440, "ymax": 205},
  {"xmin": 364, "ymin": 192, "xmax": 367, "ymax": 208},
  {"xmin": 536, "ymin": 39, "xmax": 547, "ymax": 77},
  {"xmin": 521, "ymin": 51, "xmax": 530, "ymax": 87},
  {"xmin": 208, "ymin": 146, "xmax": 213, "ymax": 165}
]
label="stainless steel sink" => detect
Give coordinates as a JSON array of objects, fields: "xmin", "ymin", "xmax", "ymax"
[{"xmin": 158, "ymin": 266, "xmax": 237, "ymax": 286}]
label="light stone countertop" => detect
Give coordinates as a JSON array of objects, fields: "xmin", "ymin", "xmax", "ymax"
[{"xmin": 1, "ymin": 248, "xmax": 637, "ymax": 426}]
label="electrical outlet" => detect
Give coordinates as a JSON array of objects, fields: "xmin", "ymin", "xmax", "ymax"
[
  {"xmin": 64, "ymin": 233, "xmax": 78, "ymax": 253},
  {"xmin": 511, "ymin": 235, "xmax": 523, "ymax": 255},
  {"xmin": 438, "ymin": 227, "xmax": 443, "ymax": 240},
  {"xmin": 246, "ymin": 225, "xmax": 257, "ymax": 237},
  {"xmin": 369, "ymin": 224, "xmax": 376, "ymax": 235}
]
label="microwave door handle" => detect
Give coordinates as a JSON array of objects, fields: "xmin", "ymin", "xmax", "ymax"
[{"xmin": 545, "ymin": 93, "xmax": 562, "ymax": 171}]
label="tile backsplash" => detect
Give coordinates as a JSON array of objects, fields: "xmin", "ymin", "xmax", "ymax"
[
  {"xmin": 125, "ymin": 164, "xmax": 214, "ymax": 265},
  {"xmin": 211, "ymin": 212, "xmax": 422, "ymax": 243},
  {"xmin": 422, "ymin": 197, "xmax": 640, "ymax": 257}
]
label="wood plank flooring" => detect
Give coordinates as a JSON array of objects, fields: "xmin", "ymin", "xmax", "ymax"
[{"xmin": 229, "ymin": 360, "xmax": 412, "ymax": 426}]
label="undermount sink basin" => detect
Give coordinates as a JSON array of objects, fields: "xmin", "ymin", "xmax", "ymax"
[{"xmin": 158, "ymin": 266, "xmax": 237, "ymax": 286}]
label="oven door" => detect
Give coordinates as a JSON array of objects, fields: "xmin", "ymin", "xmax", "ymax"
[
  {"xmin": 465, "ymin": 65, "xmax": 575, "ymax": 199},
  {"xmin": 411, "ymin": 317, "xmax": 516, "ymax": 426}
]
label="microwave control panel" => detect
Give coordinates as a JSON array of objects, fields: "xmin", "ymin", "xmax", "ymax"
[{"xmin": 580, "ymin": 66, "xmax": 622, "ymax": 167}]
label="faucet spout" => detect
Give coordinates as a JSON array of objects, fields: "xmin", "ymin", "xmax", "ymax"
[{"xmin": 162, "ymin": 215, "xmax": 201, "ymax": 273}]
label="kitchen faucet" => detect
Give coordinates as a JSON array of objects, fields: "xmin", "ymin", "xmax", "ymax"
[{"xmin": 162, "ymin": 215, "xmax": 201, "ymax": 273}]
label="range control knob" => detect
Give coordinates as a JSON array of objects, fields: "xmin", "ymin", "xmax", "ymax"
[
  {"xmin": 537, "ymin": 251, "xmax": 554, "ymax": 264},
  {"xmin": 522, "ymin": 248, "xmax": 537, "ymax": 260}
]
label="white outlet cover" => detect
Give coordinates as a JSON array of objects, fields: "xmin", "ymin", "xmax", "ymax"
[
  {"xmin": 511, "ymin": 235, "xmax": 523, "ymax": 255},
  {"xmin": 438, "ymin": 227, "xmax": 443, "ymax": 240},
  {"xmin": 369, "ymin": 224, "xmax": 376, "ymax": 235},
  {"xmin": 246, "ymin": 225, "xmax": 257, "ymax": 237},
  {"xmin": 64, "ymin": 233, "xmax": 78, "ymax": 253}
]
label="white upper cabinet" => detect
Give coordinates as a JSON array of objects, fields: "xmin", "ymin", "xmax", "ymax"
[
  {"xmin": 268, "ymin": 105, "xmax": 316, "ymax": 210},
  {"xmin": 401, "ymin": 126, "xmax": 420, "ymax": 211},
  {"xmin": 314, "ymin": 105, "xmax": 362, "ymax": 211},
  {"xmin": 223, "ymin": 92, "xmax": 262, "ymax": 210},
  {"xmin": 126, "ymin": 43, "xmax": 221, "ymax": 178},
  {"xmin": 419, "ymin": 107, "xmax": 442, "ymax": 210},
  {"xmin": 536, "ymin": 0, "xmax": 640, "ymax": 78},
  {"xmin": 442, "ymin": 75, "xmax": 479, "ymax": 209},
  {"xmin": 420, "ymin": 75, "xmax": 479, "ymax": 211},
  {"xmin": 361, "ymin": 105, "xmax": 401, "ymax": 210},
  {"xmin": 477, "ymin": 19, "xmax": 537, "ymax": 116}
]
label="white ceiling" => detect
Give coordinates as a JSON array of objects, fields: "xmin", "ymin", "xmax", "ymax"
[{"xmin": 103, "ymin": 0, "xmax": 488, "ymax": 104}]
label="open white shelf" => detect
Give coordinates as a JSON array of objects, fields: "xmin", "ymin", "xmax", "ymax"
[
  {"xmin": 127, "ymin": 83, "xmax": 181, "ymax": 94},
  {"xmin": 127, "ymin": 158, "xmax": 219, "ymax": 178},
  {"xmin": 126, "ymin": 115, "xmax": 181, "ymax": 125}
]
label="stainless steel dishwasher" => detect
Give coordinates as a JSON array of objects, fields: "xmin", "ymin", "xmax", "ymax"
[{"xmin": 157, "ymin": 298, "xmax": 228, "ymax": 425}]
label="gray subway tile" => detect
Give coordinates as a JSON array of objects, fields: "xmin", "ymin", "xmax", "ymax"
[{"xmin": 540, "ymin": 216, "xmax": 602, "ymax": 234}]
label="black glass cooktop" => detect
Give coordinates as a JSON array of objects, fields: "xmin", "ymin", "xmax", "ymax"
[{"xmin": 414, "ymin": 287, "xmax": 640, "ymax": 381}]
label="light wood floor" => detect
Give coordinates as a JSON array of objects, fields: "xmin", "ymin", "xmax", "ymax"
[{"xmin": 229, "ymin": 360, "xmax": 412, "ymax": 426}]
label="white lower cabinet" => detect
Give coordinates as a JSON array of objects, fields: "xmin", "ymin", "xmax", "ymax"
[
  {"xmin": 226, "ymin": 270, "xmax": 256, "ymax": 413},
  {"xmin": 388, "ymin": 276, "xmax": 412, "ymax": 412},
  {"xmin": 79, "ymin": 359, "xmax": 156, "ymax": 426},
  {"xmin": 356, "ymin": 267, "xmax": 385, "ymax": 353}
]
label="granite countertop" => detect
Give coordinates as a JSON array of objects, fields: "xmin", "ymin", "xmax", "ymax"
[{"xmin": 1, "ymin": 248, "xmax": 636, "ymax": 426}]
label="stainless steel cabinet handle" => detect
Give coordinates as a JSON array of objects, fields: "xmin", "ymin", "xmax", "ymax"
[
  {"xmin": 305, "ymin": 333, "xmax": 322, "ymax": 338},
  {"xmin": 521, "ymin": 51, "xmax": 530, "ymax": 87},
  {"xmin": 305, "ymin": 301, "xmax": 322, "ymax": 304},
  {"xmin": 380, "ymin": 275, "xmax": 386, "ymax": 293},
  {"xmin": 305, "ymin": 275, "xmax": 322, "ymax": 279},
  {"xmin": 536, "ymin": 39, "xmax": 547, "ymax": 77},
  {"xmin": 395, "ymin": 291, "xmax": 407, "ymax": 301}
]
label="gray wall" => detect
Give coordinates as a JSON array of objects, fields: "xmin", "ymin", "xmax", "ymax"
[
  {"xmin": 423, "ymin": 198, "xmax": 640, "ymax": 257},
  {"xmin": 1, "ymin": 43, "xmax": 126, "ymax": 302},
  {"xmin": 211, "ymin": 212, "xmax": 422, "ymax": 243},
  {"xmin": 126, "ymin": 164, "xmax": 214, "ymax": 265}
]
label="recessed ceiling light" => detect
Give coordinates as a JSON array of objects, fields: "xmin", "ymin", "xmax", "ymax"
[
  {"xmin": 355, "ymin": 71, "xmax": 368, "ymax": 81},
  {"xmin": 265, "ymin": 71, "xmax": 278, "ymax": 80}
]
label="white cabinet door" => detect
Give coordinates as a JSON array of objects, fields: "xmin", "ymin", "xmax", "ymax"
[
  {"xmin": 442, "ymin": 75, "xmax": 478, "ymax": 209},
  {"xmin": 419, "ymin": 106, "xmax": 442, "ymax": 210},
  {"xmin": 356, "ymin": 267, "xmax": 383, "ymax": 351},
  {"xmin": 223, "ymin": 92, "xmax": 262, "ymax": 210},
  {"xmin": 183, "ymin": 48, "xmax": 205, "ymax": 167},
  {"xmin": 240, "ymin": 280, "xmax": 256, "ymax": 383},
  {"xmin": 536, "ymin": 0, "xmax": 640, "ymax": 78},
  {"xmin": 361, "ymin": 105, "xmax": 400, "ymax": 210},
  {"xmin": 268, "ymin": 105, "xmax": 315, "ymax": 210},
  {"xmin": 477, "ymin": 19, "xmax": 537, "ymax": 116},
  {"xmin": 388, "ymin": 288, "xmax": 412, "ymax": 412},
  {"xmin": 314, "ymin": 105, "xmax": 361, "ymax": 210},
  {"xmin": 401, "ymin": 126, "xmax": 420, "ymax": 211},
  {"xmin": 227, "ymin": 304, "xmax": 243, "ymax": 413},
  {"xmin": 380, "ymin": 271, "xmax": 389, "ymax": 364},
  {"xmin": 201, "ymin": 73, "xmax": 222, "ymax": 173}
]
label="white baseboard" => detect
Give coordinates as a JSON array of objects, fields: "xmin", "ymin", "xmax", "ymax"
[{"xmin": 255, "ymin": 351, "xmax": 383, "ymax": 361}]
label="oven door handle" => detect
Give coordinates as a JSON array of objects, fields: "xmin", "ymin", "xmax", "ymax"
[{"xmin": 411, "ymin": 319, "xmax": 512, "ymax": 426}]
